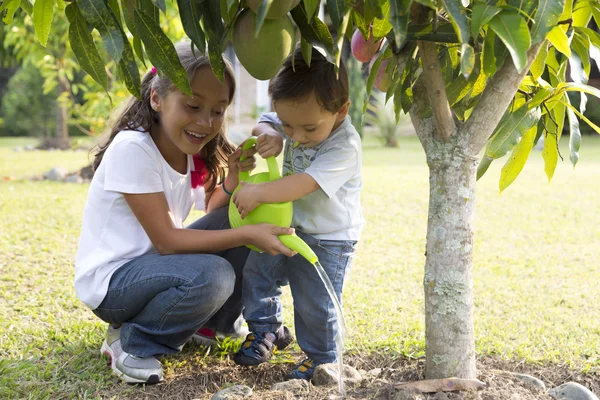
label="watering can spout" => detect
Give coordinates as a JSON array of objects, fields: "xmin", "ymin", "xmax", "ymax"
[{"xmin": 278, "ymin": 234, "xmax": 318, "ymax": 264}]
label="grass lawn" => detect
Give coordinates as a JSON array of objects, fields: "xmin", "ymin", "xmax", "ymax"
[{"xmin": 0, "ymin": 134, "xmax": 599, "ymax": 399}]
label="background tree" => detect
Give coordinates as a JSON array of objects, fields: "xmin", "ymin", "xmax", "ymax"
[{"xmin": 3, "ymin": 0, "xmax": 599, "ymax": 380}]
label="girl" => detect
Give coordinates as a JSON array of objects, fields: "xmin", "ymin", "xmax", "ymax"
[{"xmin": 75, "ymin": 43, "xmax": 295, "ymax": 384}]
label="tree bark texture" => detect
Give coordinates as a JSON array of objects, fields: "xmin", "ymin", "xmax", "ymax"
[
  {"xmin": 423, "ymin": 137, "xmax": 478, "ymax": 379},
  {"xmin": 410, "ymin": 78, "xmax": 476, "ymax": 378},
  {"xmin": 53, "ymin": 79, "xmax": 70, "ymax": 150}
]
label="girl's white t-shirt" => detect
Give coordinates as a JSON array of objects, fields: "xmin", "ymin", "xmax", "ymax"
[{"xmin": 75, "ymin": 130, "xmax": 205, "ymax": 309}]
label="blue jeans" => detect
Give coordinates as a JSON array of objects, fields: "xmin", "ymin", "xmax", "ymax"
[
  {"xmin": 93, "ymin": 207, "xmax": 249, "ymax": 357},
  {"xmin": 242, "ymin": 231, "xmax": 357, "ymax": 364}
]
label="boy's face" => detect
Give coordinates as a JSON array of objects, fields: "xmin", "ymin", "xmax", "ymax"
[{"xmin": 274, "ymin": 91, "xmax": 349, "ymax": 148}]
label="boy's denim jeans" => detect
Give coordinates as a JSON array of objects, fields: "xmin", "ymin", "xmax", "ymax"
[
  {"xmin": 92, "ymin": 207, "xmax": 249, "ymax": 358},
  {"xmin": 242, "ymin": 231, "xmax": 357, "ymax": 364}
]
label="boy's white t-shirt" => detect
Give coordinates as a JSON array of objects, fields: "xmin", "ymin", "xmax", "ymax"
[
  {"xmin": 259, "ymin": 113, "xmax": 364, "ymax": 241},
  {"xmin": 75, "ymin": 130, "xmax": 205, "ymax": 310}
]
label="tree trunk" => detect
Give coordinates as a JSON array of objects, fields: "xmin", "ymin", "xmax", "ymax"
[
  {"xmin": 423, "ymin": 136, "xmax": 477, "ymax": 379},
  {"xmin": 54, "ymin": 81, "xmax": 70, "ymax": 149}
]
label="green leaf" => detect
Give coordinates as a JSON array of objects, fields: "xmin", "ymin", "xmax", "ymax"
[
  {"xmin": 487, "ymin": 106, "xmax": 541, "ymax": 159},
  {"xmin": 151, "ymin": 0, "xmax": 166, "ymax": 14},
  {"xmin": 477, "ymin": 155, "xmax": 493, "ymax": 180},
  {"xmin": 573, "ymin": 1, "xmax": 593, "ymax": 27},
  {"xmin": 303, "ymin": 0, "xmax": 320, "ymax": 20},
  {"xmin": 133, "ymin": 36, "xmax": 147, "ymax": 67},
  {"xmin": 198, "ymin": 0, "xmax": 225, "ymax": 42},
  {"xmin": 414, "ymin": 0, "xmax": 436, "ymax": 8},
  {"xmin": 483, "ymin": 28, "xmax": 497, "ymax": 76},
  {"xmin": 1, "ymin": 0, "xmax": 20, "ymax": 23},
  {"xmin": 555, "ymin": 82, "xmax": 600, "ymax": 98},
  {"xmin": 542, "ymin": 131, "xmax": 558, "ymax": 180},
  {"xmin": 371, "ymin": 2, "xmax": 393, "ymax": 38},
  {"xmin": 118, "ymin": 42, "xmax": 142, "ymax": 98},
  {"xmin": 352, "ymin": 9, "xmax": 370, "ymax": 38},
  {"xmin": 440, "ymin": 0, "xmax": 470, "ymax": 44},
  {"xmin": 121, "ymin": 0, "xmax": 137, "ymax": 35},
  {"xmin": 547, "ymin": 25, "xmax": 571, "ymax": 57},
  {"xmin": 389, "ymin": 0, "xmax": 411, "ymax": 47},
  {"xmin": 489, "ymin": 11, "xmax": 531, "ymax": 72},
  {"xmin": 135, "ymin": 9, "xmax": 191, "ymax": 95},
  {"xmin": 335, "ymin": 10, "xmax": 351, "ymax": 69},
  {"xmin": 327, "ymin": 0, "xmax": 347, "ymax": 28},
  {"xmin": 528, "ymin": 87, "xmax": 554, "ymax": 109},
  {"xmin": 531, "ymin": 0, "xmax": 565, "ymax": 44},
  {"xmin": 499, "ymin": 124, "xmax": 537, "ymax": 192},
  {"xmin": 19, "ymin": 0, "xmax": 33, "ymax": 15},
  {"xmin": 140, "ymin": 0, "xmax": 160, "ymax": 24},
  {"xmin": 301, "ymin": 37, "xmax": 312, "ymax": 67},
  {"xmin": 471, "ymin": 3, "xmax": 501, "ymax": 38},
  {"xmin": 66, "ymin": 3, "xmax": 108, "ymax": 91},
  {"xmin": 367, "ymin": 0, "xmax": 385, "ymax": 19},
  {"xmin": 460, "ymin": 43, "xmax": 475, "ymax": 77},
  {"xmin": 198, "ymin": 0, "xmax": 227, "ymax": 80},
  {"xmin": 207, "ymin": 38, "xmax": 227, "ymax": 83},
  {"xmin": 565, "ymin": 102, "xmax": 581, "ymax": 166},
  {"xmin": 562, "ymin": 99, "xmax": 600, "ymax": 135},
  {"xmin": 227, "ymin": 0, "xmax": 238, "ymax": 13},
  {"xmin": 530, "ymin": 42, "xmax": 548, "ymax": 80},
  {"xmin": 545, "ymin": 93, "xmax": 566, "ymax": 139},
  {"xmin": 33, "ymin": 0, "xmax": 54, "ymax": 47},
  {"xmin": 364, "ymin": 42, "xmax": 391, "ymax": 113},
  {"xmin": 78, "ymin": 0, "xmax": 125, "ymax": 61},
  {"xmin": 572, "ymin": 31, "xmax": 591, "ymax": 77},
  {"xmin": 406, "ymin": 22, "xmax": 458, "ymax": 43},
  {"xmin": 291, "ymin": 2, "xmax": 336, "ymax": 64},
  {"xmin": 255, "ymin": 0, "xmax": 274, "ymax": 35},
  {"xmin": 177, "ymin": 0, "xmax": 206, "ymax": 54}
]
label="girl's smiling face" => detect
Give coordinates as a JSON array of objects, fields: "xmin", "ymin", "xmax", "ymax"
[{"xmin": 150, "ymin": 66, "xmax": 232, "ymax": 164}]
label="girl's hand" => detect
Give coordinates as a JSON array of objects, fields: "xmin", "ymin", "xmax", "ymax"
[
  {"xmin": 232, "ymin": 182, "xmax": 262, "ymax": 219},
  {"xmin": 256, "ymin": 131, "xmax": 284, "ymax": 158},
  {"xmin": 228, "ymin": 145, "xmax": 257, "ymax": 175},
  {"xmin": 245, "ymin": 225, "xmax": 297, "ymax": 256}
]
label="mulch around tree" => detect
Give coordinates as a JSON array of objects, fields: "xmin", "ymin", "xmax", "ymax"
[{"xmin": 95, "ymin": 350, "xmax": 599, "ymax": 400}]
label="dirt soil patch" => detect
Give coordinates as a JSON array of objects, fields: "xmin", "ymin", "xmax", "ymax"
[{"xmin": 96, "ymin": 351, "xmax": 600, "ymax": 400}]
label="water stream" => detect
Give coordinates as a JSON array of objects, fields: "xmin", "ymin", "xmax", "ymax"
[{"xmin": 313, "ymin": 261, "xmax": 346, "ymax": 398}]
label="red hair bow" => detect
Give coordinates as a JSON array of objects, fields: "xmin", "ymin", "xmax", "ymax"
[{"xmin": 191, "ymin": 155, "xmax": 208, "ymax": 189}]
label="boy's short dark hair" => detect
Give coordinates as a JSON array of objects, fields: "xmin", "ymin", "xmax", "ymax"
[{"xmin": 268, "ymin": 46, "xmax": 348, "ymax": 113}]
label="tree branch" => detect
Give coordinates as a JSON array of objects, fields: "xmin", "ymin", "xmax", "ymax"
[
  {"xmin": 417, "ymin": 40, "xmax": 457, "ymax": 141},
  {"xmin": 465, "ymin": 42, "xmax": 545, "ymax": 156},
  {"xmin": 409, "ymin": 76, "xmax": 436, "ymax": 154}
]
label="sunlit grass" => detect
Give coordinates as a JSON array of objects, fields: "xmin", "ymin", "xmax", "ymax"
[{"xmin": 1, "ymin": 134, "xmax": 599, "ymax": 398}]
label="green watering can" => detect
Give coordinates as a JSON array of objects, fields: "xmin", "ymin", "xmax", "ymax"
[{"xmin": 228, "ymin": 137, "xmax": 318, "ymax": 263}]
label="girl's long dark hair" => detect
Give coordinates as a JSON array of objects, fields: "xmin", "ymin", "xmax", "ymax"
[{"xmin": 92, "ymin": 43, "xmax": 236, "ymax": 194}]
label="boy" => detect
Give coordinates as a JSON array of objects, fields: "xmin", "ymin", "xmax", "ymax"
[{"xmin": 232, "ymin": 47, "xmax": 364, "ymax": 380}]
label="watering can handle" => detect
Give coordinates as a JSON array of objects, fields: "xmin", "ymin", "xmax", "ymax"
[{"xmin": 238, "ymin": 137, "xmax": 281, "ymax": 183}]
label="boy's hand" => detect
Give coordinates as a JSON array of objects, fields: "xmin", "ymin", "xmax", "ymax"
[
  {"xmin": 232, "ymin": 182, "xmax": 263, "ymax": 219},
  {"xmin": 256, "ymin": 131, "xmax": 283, "ymax": 158}
]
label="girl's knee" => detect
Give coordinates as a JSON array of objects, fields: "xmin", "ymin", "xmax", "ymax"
[{"xmin": 191, "ymin": 256, "xmax": 235, "ymax": 301}]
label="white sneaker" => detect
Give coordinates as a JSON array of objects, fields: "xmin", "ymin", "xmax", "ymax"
[{"xmin": 100, "ymin": 325, "xmax": 163, "ymax": 384}]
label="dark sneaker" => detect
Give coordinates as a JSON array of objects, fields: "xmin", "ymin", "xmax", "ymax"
[
  {"xmin": 284, "ymin": 358, "xmax": 317, "ymax": 381},
  {"xmin": 233, "ymin": 326, "xmax": 294, "ymax": 366},
  {"xmin": 100, "ymin": 325, "xmax": 163, "ymax": 384}
]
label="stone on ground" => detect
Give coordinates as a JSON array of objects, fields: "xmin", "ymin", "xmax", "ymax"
[
  {"xmin": 271, "ymin": 379, "xmax": 310, "ymax": 394},
  {"xmin": 312, "ymin": 363, "xmax": 363, "ymax": 386},
  {"xmin": 211, "ymin": 384, "xmax": 253, "ymax": 400},
  {"xmin": 550, "ymin": 382, "xmax": 599, "ymax": 400}
]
